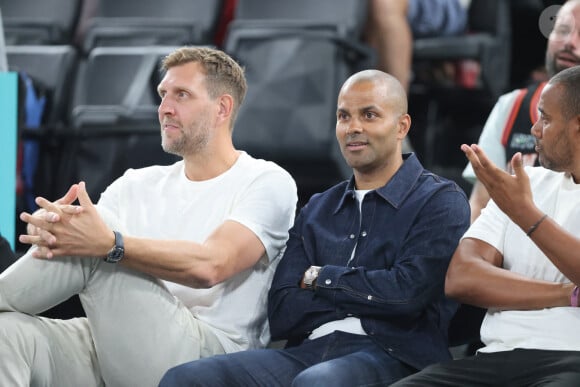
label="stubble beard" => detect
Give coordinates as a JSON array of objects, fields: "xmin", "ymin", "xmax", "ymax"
[{"xmin": 161, "ymin": 123, "xmax": 210, "ymax": 157}]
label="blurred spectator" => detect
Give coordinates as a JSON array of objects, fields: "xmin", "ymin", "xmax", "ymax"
[
  {"xmin": 510, "ymin": 0, "xmax": 565, "ymax": 89},
  {"xmin": 214, "ymin": 0, "xmax": 238, "ymax": 48},
  {"xmin": 463, "ymin": 0, "xmax": 580, "ymax": 222},
  {"xmin": 364, "ymin": 0, "xmax": 470, "ymax": 92},
  {"xmin": 73, "ymin": 0, "xmax": 100, "ymax": 48}
]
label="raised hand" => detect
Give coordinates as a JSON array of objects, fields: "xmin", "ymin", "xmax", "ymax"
[{"xmin": 461, "ymin": 143, "xmax": 535, "ymax": 223}]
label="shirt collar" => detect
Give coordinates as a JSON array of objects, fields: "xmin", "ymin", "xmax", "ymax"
[{"xmin": 334, "ymin": 153, "xmax": 424, "ymax": 213}]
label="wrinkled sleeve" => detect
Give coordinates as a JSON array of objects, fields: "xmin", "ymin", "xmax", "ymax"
[
  {"xmin": 268, "ymin": 187, "xmax": 470, "ymax": 340},
  {"xmin": 268, "ymin": 207, "xmax": 343, "ymax": 341}
]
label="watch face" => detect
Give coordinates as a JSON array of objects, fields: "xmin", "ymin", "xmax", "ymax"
[
  {"xmin": 105, "ymin": 231, "xmax": 124, "ymax": 263},
  {"xmin": 106, "ymin": 246, "xmax": 124, "ymax": 263}
]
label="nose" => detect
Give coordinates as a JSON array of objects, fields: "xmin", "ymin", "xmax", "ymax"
[
  {"xmin": 563, "ymin": 28, "xmax": 580, "ymax": 51},
  {"xmin": 158, "ymin": 97, "xmax": 175, "ymax": 116},
  {"xmin": 530, "ymin": 119, "xmax": 542, "ymax": 139},
  {"xmin": 345, "ymin": 119, "xmax": 362, "ymax": 136}
]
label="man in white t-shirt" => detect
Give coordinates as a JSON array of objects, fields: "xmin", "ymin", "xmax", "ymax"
[
  {"xmin": 1, "ymin": 46, "xmax": 298, "ymax": 387},
  {"xmin": 392, "ymin": 63, "xmax": 580, "ymax": 386},
  {"xmin": 463, "ymin": 0, "xmax": 580, "ymax": 222}
]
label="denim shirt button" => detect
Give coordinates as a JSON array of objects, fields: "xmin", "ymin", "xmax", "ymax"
[
  {"xmin": 367, "ymin": 295, "xmax": 373, "ymax": 301},
  {"xmin": 387, "ymin": 347, "xmax": 393, "ymax": 352},
  {"xmin": 325, "ymin": 279, "xmax": 331, "ymax": 285},
  {"xmin": 349, "ymin": 234, "xmax": 355, "ymax": 239},
  {"xmin": 361, "ymin": 231, "xmax": 367, "ymax": 237}
]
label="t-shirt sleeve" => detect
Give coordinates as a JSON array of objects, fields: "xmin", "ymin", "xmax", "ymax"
[
  {"xmin": 462, "ymin": 197, "xmax": 509, "ymax": 255},
  {"xmin": 229, "ymin": 168, "xmax": 298, "ymax": 262}
]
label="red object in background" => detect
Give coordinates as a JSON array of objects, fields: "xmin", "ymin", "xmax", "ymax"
[
  {"xmin": 214, "ymin": 0, "xmax": 238, "ymax": 48},
  {"xmin": 455, "ymin": 59, "xmax": 481, "ymax": 89}
]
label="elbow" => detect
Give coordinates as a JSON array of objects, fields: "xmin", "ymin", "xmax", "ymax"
[
  {"xmin": 444, "ymin": 272, "xmax": 461, "ymax": 300},
  {"xmin": 183, "ymin": 263, "xmax": 224, "ymax": 289},
  {"xmin": 444, "ymin": 261, "xmax": 468, "ymax": 300}
]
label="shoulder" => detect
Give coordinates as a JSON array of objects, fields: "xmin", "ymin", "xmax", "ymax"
[
  {"xmin": 494, "ymin": 88, "xmax": 523, "ymax": 110},
  {"xmin": 299, "ymin": 180, "xmax": 350, "ymax": 212},
  {"xmin": 237, "ymin": 152, "xmax": 294, "ymax": 181},
  {"xmin": 113, "ymin": 161, "xmax": 183, "ymax": 185},
  {"xmin": 415, "ymin": 171, "xmax": 470, "ymax": 213},
  {"xmin": 525, "ymin": 166, "xmax": 562, "ymax": 187},
  {"xmin": 419, "ymin": 169, "xmax": 466, "ymax": 196},
  {"xmin": 238, "ymin": 151, "xmax": 291, "ymax": 178}
]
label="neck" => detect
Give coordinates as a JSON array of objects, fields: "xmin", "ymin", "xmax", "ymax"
[
  {"xmin": 354, "ymin": 155, "xmax": 404, "ymax": 190},
  {"xmin": 183, "ymin": 147, "xmax": 239, "ymax": 181}
]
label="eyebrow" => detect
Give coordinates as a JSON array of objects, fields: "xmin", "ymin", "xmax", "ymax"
[
  {"xmin": 537, "ymin": 107, "xmax": 549, "ymax": 117},
  {"xmin": 337, "ymin": 105, "xmax": 378, "ymax": 113}
]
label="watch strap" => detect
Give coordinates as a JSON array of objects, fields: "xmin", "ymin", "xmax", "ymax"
[{"xmin": 104, "ymin": 230, "xmax": 124, "ymax": 263}]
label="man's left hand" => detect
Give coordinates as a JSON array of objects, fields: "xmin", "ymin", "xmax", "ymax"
[{"xmin": 19, "ymin": 181, "xmax": 114, "ymax": 259}]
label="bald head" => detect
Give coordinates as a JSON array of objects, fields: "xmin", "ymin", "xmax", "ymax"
[{"xmin": 339, "ymin": 70, "xmax": 408, "ymax": 116}]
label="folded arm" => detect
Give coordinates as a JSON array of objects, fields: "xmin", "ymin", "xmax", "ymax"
[
  {"xmin": 452, "ymin": 144, "xmax": 580, "ymax": 308},
  {"xmin": 19, "ymin": 181, "xmax": 266, "ymax": 288}
]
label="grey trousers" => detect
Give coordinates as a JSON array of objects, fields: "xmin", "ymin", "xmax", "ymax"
[{"xmin": 0, "ymin": 248, "xmax": 224, "ymax": 387}]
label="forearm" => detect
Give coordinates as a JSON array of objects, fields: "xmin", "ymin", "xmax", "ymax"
[
  {"xmin": 268, "ymin": 285, "xmax": 339, "ymax": 340},
  {"xmin": 525, "ymin": 214, "xmax": 580, "ymax": 285},
  {"xmin": 446, "ymin": 240, "xmax": 575, "ymax": 310},
  {"xmin": 503, "ymin": 200, "xmax": 580, "ymax": 286},
  {"xmin": 120, "ymin": 236, "xmax": 216, "ymax": 288},
  {"xmin": 313, "ymin": 263, "xmax": 447, "ymax": 318}
]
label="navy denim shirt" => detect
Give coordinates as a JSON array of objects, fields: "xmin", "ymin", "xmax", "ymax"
[{"xmin": 268, "ymin": 153, "xmax": 470, "ymax": 370}]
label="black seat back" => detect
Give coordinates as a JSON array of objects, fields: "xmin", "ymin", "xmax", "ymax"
[
  {"xmin": 225, "ymin": 0, "xmax": 373, "ymax": 203},
  {"xmin": 58, "ymin": 46, "xmax": 180, "ymax": 202},
  {"xmin": 82, "ymin": 0, "xmax": 223, "ymax": 53},
  {"xmin": 0, "ymin": 0, "xmax": 82, "ymax": 44}
]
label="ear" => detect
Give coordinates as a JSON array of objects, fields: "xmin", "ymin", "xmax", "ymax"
[
  {"xmin": 217, "ymin": 94, "xmax": 234, "ymax": 121},
  {"xmin": 397, "ymin": 113, "xmax": 411, "ymax": 140}
]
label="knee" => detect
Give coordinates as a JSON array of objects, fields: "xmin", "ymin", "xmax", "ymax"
[
  {"xmin": 0, "ymin": 312, "xmax": 35, "ymax": 340},
  {"xmin": 292, "ymin": 364, "xmax": 355, "ymax": 387},
  {"xmin": 550, "ymin": 372, "xmax": 580, "ymax": 386},
  {"xmin": 158, "ymin": 365, "xmax": 191, "ymax": 387},
  {"xmin": 0, "ymin": 312, "xmax": 49, "ymax": 368},
  {"xmin": 159, "ymin": 360, "xmax": 222, "ymax": 387}
]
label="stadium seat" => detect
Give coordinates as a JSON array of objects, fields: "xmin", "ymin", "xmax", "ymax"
[
  {"xmin": 7, "ymin": 45, "xmax": 78, "ymax": 204},
  {"xmin": 0, "ymin": 0, "xmax": 81, "ymax": 45},
  {"xmin": 412, "ymin": 0, "xmax": 511, "ymax": 99},
  {"xmin": 224, "ymin": 0, "xmax": 374, "ymax": 204},
  {"xmin": 7, "ymin": 45, "xmax": 78, "ymax": 129},
  {"xmin": 409, "ymin": 0, "xmax": 511, "ymax": 170},
  {"xmin": 81, "ymin": 0, "xmax": 223, "ymax": 54},
  {"xmin": 57, "ymin": 46, "xmax": 180, "ymax": 202}
]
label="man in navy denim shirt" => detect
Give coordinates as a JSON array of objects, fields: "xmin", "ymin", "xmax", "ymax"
[{"xmin": 160, "ymin": 70, "xmax": 470, "ymax": 386}]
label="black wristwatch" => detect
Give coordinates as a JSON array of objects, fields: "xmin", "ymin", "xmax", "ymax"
[{"xmin": 104, "ymin": 231, "xmax": 124, "ymax": 263}]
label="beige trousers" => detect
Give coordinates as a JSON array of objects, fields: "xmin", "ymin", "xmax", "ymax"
[{"xmin": 0, "ymin": 249, "xmax": 224, "ymax": 387}]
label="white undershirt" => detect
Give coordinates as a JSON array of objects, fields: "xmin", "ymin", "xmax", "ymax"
[{"xmin": 309, "ymin": 189, "xmax": 371, "ymax": 340}]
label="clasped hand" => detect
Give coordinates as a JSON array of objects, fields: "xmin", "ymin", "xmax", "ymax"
[{"xmin": 19, "ymin": 181, "xmax": 113, "ymax": 259}]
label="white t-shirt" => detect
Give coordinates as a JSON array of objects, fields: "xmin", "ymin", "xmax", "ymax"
[
  {"xmin": 463, "ymin": 167, "xmax": 580, "ymax": 352},
  {"xmin": 95, "ymin": 151, "xmax": 297, "ymax": 352},
  {"xmin": 462, "ymin": 89, "xmax": 520, "ymax": 183}
]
